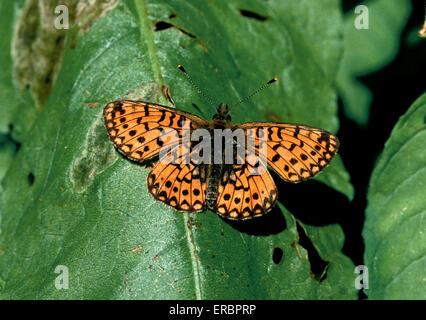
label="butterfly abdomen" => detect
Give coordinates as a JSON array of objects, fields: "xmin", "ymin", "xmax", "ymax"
[
  {"xmin": 206, "ymin": 163, "xmax": 222, "ymax": 210},
  {"xmin": 205, "ymin": 125, "xmax": 234, "ymax": 211}
]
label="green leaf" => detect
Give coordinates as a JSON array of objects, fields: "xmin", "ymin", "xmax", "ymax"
[
  {"xmin": 303, "ymin": 222, "xmax": 357, "ymax": 297},
  {"xmin": 0, "ymin": 0, "xmax": 37, "ymax": 140},
  {"xmin": 0, "ymin": 134, "xmax": 17, "ymax": 182},
  {"xmin": 364, "ymin": 93, "xmax": 426, "ymax": 299},
  {"xmin": 337, "ymin": 0, "xmax": 412, "ymax": 125},
  {"xmin": 0, "ymin": 0, "xmax": 355, "ymax": 299}
]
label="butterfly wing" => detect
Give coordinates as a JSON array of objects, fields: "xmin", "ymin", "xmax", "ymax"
[
  {"xmin": 238, "ymin": 123, "xmax": 339, "ymax": 183},
  {"xmin": 103, "ymin": 100, "xmax": 209, "ymax": 162},
  {"xmin": 214, "ymin": 162, "xmax": 278, "ymax": 220},
  {"xmin": 147, "ymin": 141, "xmax": 208, "ymax": 212}
]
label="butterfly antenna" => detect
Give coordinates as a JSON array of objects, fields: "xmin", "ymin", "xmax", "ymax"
[
  {"xmin": 178, "ymin": 65, "xmax": 217, "ymax": 109},
  {"xmin": 231, "ymin": 77, "xmax": 278, "ymax": 109}
]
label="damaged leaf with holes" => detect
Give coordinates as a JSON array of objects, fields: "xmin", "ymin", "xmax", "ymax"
[{"xmin": 0, "ymin": 0, "xmax": 356, "ymax": 299}]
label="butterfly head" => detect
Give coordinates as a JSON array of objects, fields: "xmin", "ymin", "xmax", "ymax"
[{"xmin": 213, "ymin": 103, "xmax": 231, "ymax": 121}]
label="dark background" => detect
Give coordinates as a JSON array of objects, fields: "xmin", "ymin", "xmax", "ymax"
[
  {"xmin": 313, "ymin": 0, "xmax": 425, "ymax": 298},
  {"xmin": 338, "ymin": 0, "xmax": 425, "ymax": 268}
]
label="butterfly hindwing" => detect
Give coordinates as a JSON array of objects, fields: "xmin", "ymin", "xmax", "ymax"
[
  {"xmin": 147, "ymin": 143, "xmax": 208, "ymax": 212},
  {"xmin": 214, "ymin": 162, "xmax": 278, "ymax": 220}
]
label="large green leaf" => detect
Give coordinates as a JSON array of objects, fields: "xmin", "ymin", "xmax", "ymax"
[
  {"xmin": 364, "ymin": 93, "xmax": 426, "ymax": 299},
  {"xmin": 337, "ymin": 0, "xmax": 411, "ymax": 125},
  {"xmin": 0, "ymin": 0, "xmax": 355, "ymax": 299}
]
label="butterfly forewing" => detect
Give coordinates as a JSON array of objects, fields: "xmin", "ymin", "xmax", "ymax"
[
  {"xmin": 238, "ymin": 123, "xmax": 339, "ymax": 183},
  {"xmin": 103, "ymin": 100, "xmax": 208, "ymax": 162}
]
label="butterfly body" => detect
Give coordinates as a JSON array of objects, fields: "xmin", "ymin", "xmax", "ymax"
[{"xmin": 104, "ymin": 99, "xmax": 339, "ymax": 220}]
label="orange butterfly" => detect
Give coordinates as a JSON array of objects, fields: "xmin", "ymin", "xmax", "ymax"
[{"xmin": 103, "ymin": 66, "xmax": 339, "ymax": 220}]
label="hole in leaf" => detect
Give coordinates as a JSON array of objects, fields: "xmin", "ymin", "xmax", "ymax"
[
  {"xmin": 239, "ymin": 9, "xmax": 268, "ymax": 21},
  {"xmin": 154, "ymin": 21, "xmax": 173, "ymax": 31},
  {"xmin": 272, "ymin": 247, "xmax": 283, "ymax": 264},
  {"xmin": 177, "ymin": 27, "xmax": 196, "ymax": 39},
  {"xmin": 7, "ymin": 124, "xmax": 21, "ymax": 153},
  {"xmin": 154, "ymin": 21, "xmax": 197, "ymax": 39},
  {"xmin": 169, "ymin": 12, "xmax": 177, "ymax": 19},
  {"xmin": 296, "ymin": 221, "xmax": 329, "ymax": 282},
  {"xmin": 28, "ymin": 173, "xmax": 35, "ymax": 186}
]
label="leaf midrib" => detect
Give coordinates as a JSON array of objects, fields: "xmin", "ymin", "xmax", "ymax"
[
  {"xmin": 134, "ymin": 0, "xmax": 164, "ymax": 88},
  {"xmin": 133, "ymin": 0, "xmax": 202, "ymax": 299}
]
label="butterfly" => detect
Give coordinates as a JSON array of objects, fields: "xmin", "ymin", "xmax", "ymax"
[{"xmin": 103, "ymin": 66, "xmax": 339, "ymax": 220}]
